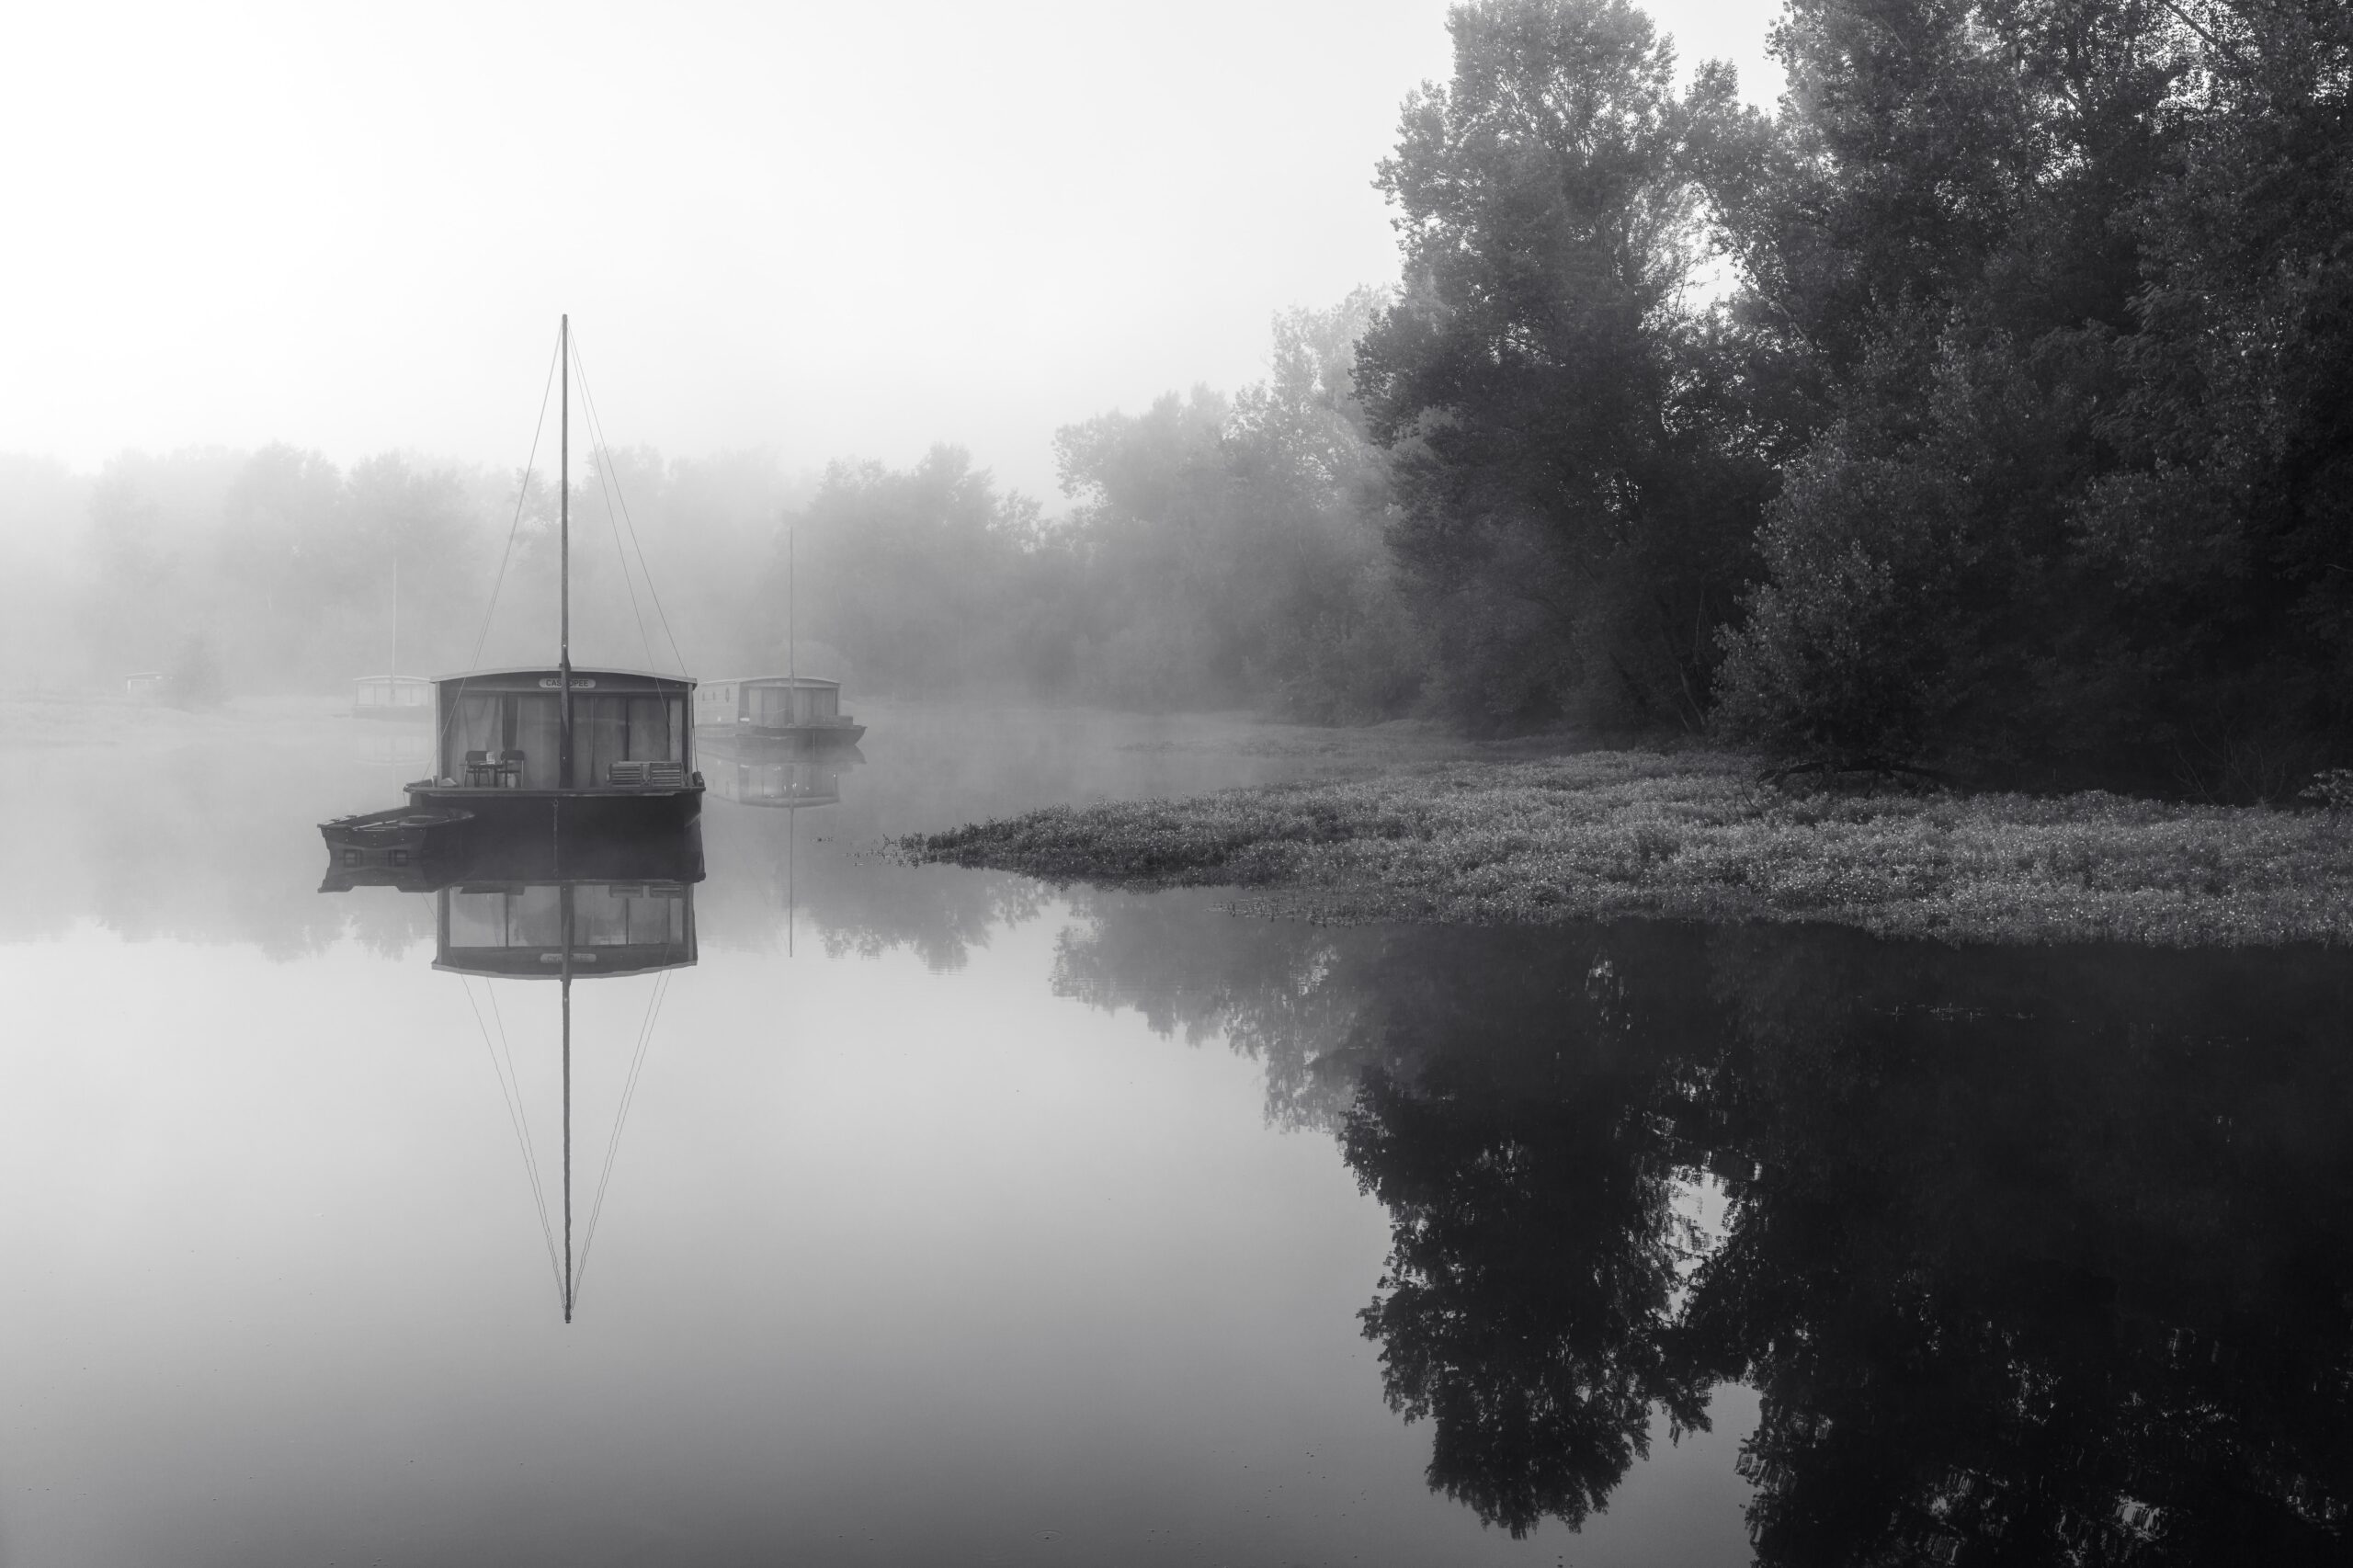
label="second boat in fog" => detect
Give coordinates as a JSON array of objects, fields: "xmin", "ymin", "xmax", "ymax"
[{"xmin": 692, "ymin": 676, "xmax": 864, "ymax": 747}]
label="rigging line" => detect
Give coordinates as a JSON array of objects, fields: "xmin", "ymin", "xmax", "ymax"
[
  {"xmin": 485, "ymin": 978, "xmax": 561, "ymax": 1266},
  {"xmin": 595, "ymin": 458, "xmax": 655, "ymax": 669},
  {"xmin": 568, "ymin": 335, "xmax": 689, "ymax": 673},
  {"xmin": 575, "ymin": 969, "xmax": 665, "ymax": 1291},
  {"xmin": 438, "ymin": 325, "xmax": 564, "ymax": 777},
  {"xmin": 574, "ymin": 968, "xmax": 670, "ymax": 1294},
  {"xmin": 577, "ymin": 342, "xmax": 658, "ymax": 669},
  {"xmin": 461, "ymin": 976, "xmax": 564, "ymax": 1295},
  {"xmin": 467, "ymin": 327, "xmax": 563, "ymax": 672},
  {"xmin": 568, "ymin": 340, "xmax": 680, "ymax": 672}
]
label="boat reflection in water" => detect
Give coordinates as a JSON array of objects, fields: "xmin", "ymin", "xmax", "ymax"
[
  {"xmin": 324, "ymin": 822, "xmax": 700, "ymax": 1322},
  {"xmin": 442, "ymin": 825, "xmax": 699, "ymax": 1324},
  {"xmin": 701, "ymin": 733, "xmax": 863, "ymax": 810},
  {"xmin": 700, "ymin": 734, "xmax": 861, "ymax": 957},
  {"xmin": 437, "ymin": 878, "xmax": 695, "ymax": 979}
]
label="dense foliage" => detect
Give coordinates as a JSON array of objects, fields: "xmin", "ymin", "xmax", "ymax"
[
  {"xmin": 1701, "ymin": 0, "xmax": 2353, "ymax": 790},
  {"xmin": 7, "ymin": 0, "xmax": 2346, "ymax": 796},
  {"xmin": 1356, "ymin": 0, "xmax": 1780, "ymax": 733}
]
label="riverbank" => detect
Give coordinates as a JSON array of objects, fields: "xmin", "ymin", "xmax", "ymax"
[{"xmin": 899, "ymin": 749, "xmax": 2353, "ymax": 946}]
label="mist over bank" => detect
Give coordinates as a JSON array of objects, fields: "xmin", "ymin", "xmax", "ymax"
[{"xmin": 7, "ymin": 0, "xmax": 2347, "ymax": 808}]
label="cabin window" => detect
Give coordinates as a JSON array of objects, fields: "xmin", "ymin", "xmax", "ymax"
[
  {"xmin": 440, "ymin": 689, "xmax": 562, "ymax": 787},
  {"xmin": 444, "ymin": 691, "xmax": 504, "ymax": 774},
  {"xmin": 749, "ymin": 684, "xmax": 834, "ymax": 726},
  {"xmin": 572, "ymin": 885, "xmax": 687, "ymax": 947},
  {"xmin": 447, "ymin": 886, "xmax": 562, "ymax": 950},
  {"xmin": 441, "ymin": 684, "xmax": 685, "ymax": 787},
  {"xmin": 513, "ymin": 696, "xmax": 563, "ymax": 788},
  {"xmin": 570, "ymin": 693, "xmax": 685, "ymax": 787}
]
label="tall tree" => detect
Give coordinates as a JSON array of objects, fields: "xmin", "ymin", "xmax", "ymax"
[
  {"xmin": 1357, "ymin": 0, "xmax": 1774, "ymax": 732},
  {"xmin": 1711, "ymin": 0, "xmax": 2353, "ymax": 792}
]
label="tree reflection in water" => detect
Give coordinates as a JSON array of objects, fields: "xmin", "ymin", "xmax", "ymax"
[{"xmin": 1057, "ymin": 899, "xmax": 2353, "ymax": 1562}]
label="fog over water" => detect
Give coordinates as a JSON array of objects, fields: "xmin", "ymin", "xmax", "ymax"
[
  {"xmin": 13, "ymin": 3, "xmax": 2347, "ymax": 1562},
  {"xmin": 4, "ymin": 704, "xmax": 2347, "ymax": 1563},
  {"xmin": 0, "ymin": 0, "xmax": 1777, "ymax": 498}
]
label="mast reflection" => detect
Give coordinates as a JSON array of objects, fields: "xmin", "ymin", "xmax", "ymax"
[
  {"xmin": 356, "ymin": 826, "xmax": 702, "ymax": 1324},
  {"xmin": 702, "ymin": 733, "xmax": 861, "ymax": 957}
]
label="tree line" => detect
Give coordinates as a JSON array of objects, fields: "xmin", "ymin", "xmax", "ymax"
[
  {"xmin": 6, "ymin": 0, "xmax": 2344, "ymax": 797},
  {"xmin": 1358, "ymin": 0, "xmax": 2353, "ymax": 795},
  {"xmin": 0, "ymin": 290, "xmax": 1414, "ymax": 723}
]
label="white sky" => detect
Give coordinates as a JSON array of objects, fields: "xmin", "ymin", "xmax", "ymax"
[{"xmin": 0, "ymin": 0, "xmax": 1781, "ymax": 504}]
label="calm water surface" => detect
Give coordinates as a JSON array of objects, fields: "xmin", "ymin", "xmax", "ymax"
[{"xmin": 0, "ymin": 702, "xmax": 2346, "ymax": 1566}]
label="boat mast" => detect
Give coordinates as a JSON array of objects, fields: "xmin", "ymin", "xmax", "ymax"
[
  {"xmin": 389, "ymin": 551, "xmax": 400, "ymax": 677},
  {"xmin": 562, "ymin": 884, "xmax": 574, "ymax": 1324},
  {"xmin": 559, "ymin": 313, "xmax": 573, "ymax": 790}
]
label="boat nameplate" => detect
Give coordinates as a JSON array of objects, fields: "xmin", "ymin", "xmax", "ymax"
[{"xmin": 538, "ymin": 676, "xmax": 597, "ymax": 689}]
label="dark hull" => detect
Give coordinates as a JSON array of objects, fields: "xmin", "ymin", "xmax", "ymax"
[
  {"xmin": 403, "ymin": 782, "xmax": 703, "ymax": 837},
  {"xmin": 319, "ymin": 807, "xmax": 476, "ymax": 891},
  {"xmin": 323, "ymin": 813, "xmax": 704, "ymax": 893}
]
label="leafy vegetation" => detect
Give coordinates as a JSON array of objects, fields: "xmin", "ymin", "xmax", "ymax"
[
  {"xmin": 903, "ymin": 754, "xmax": 2353, "ymax": 945},
  {"xmin": 10, "ymin": 0, "xmax": 2349, "ymax": 807}
]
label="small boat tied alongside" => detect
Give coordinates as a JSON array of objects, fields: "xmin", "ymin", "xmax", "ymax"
[{"xmin": 318, "ymin": 806, "xmax": 475, "ymax": 891}]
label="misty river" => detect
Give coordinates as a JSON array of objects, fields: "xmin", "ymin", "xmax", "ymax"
[{"xmin": 0, "ymin": 701, "xmax": 2346, "ymax": 1566}]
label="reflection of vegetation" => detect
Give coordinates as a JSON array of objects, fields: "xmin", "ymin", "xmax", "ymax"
[
  {"xmin": 908, "ymin": 754, "xmax": 2353, "ymax": 945},
  {"xmin": 1689, "ymin": 935, "xmax": 2353, "ymax": 1566},
  {"xmin": 1051, "ymin": 892, "xmax": 1377, "ymax": 1129},
  {"xmin": 1058, "ymin": 904, "xmax": 2353, "ymax": 1557},
  {"xmin": 1339, "ymin": 926, "xmax": 1722, "ymax": 1536}
]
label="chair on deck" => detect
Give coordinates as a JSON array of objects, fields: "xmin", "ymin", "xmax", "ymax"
[
  {"xmin": 463, "ymin": 749, "xmax": 496, "ymax": 788},
  {"xmin": 492, "ymin": 749, "xmax": 526, "ymax": 788}
]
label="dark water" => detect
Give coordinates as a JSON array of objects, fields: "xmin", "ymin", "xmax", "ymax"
[{"xmin": 1, "ymin": 702, "xmax": 2347, "ymax": 1565}]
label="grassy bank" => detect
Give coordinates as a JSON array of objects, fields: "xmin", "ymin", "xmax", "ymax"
[{"xmin": 898, "ymin": 750, "xmax": 2353, "ymax": 946}]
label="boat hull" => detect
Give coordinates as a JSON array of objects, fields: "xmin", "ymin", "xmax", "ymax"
[
  {"xmin": 318, "ymin": 807, "xmax": 476, "ymax": 891},
  {"xmin": 402, "ymin": 781, "xmax": 703, "ymax": 837}
]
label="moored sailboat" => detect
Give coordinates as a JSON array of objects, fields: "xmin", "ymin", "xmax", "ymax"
[
  {"xmin": 403, "ymin": 316, "xmax": 704, "ymax": 835},
  {"xmin": 690, "ymin": 528, "xmax": 863, "ymax": 746}
]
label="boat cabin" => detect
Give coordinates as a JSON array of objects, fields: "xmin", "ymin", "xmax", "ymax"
[
  {"xmin": 124, "ymin": 672, "xmax": 164, "ymax": 701},
  {"xmin": 427, "ymin": 668, "xmax": 695, "ymax": 790},
  {"xmin": 696, "ymin": 676, "xmax": 847, "ymax": 732},
  {"xmin": 354, "ymin": 674, "xmax": 431, "ymax": 718},
  {"xmin": 435, "ymin": 881, "xmax": 697, "ymax": 978}
]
